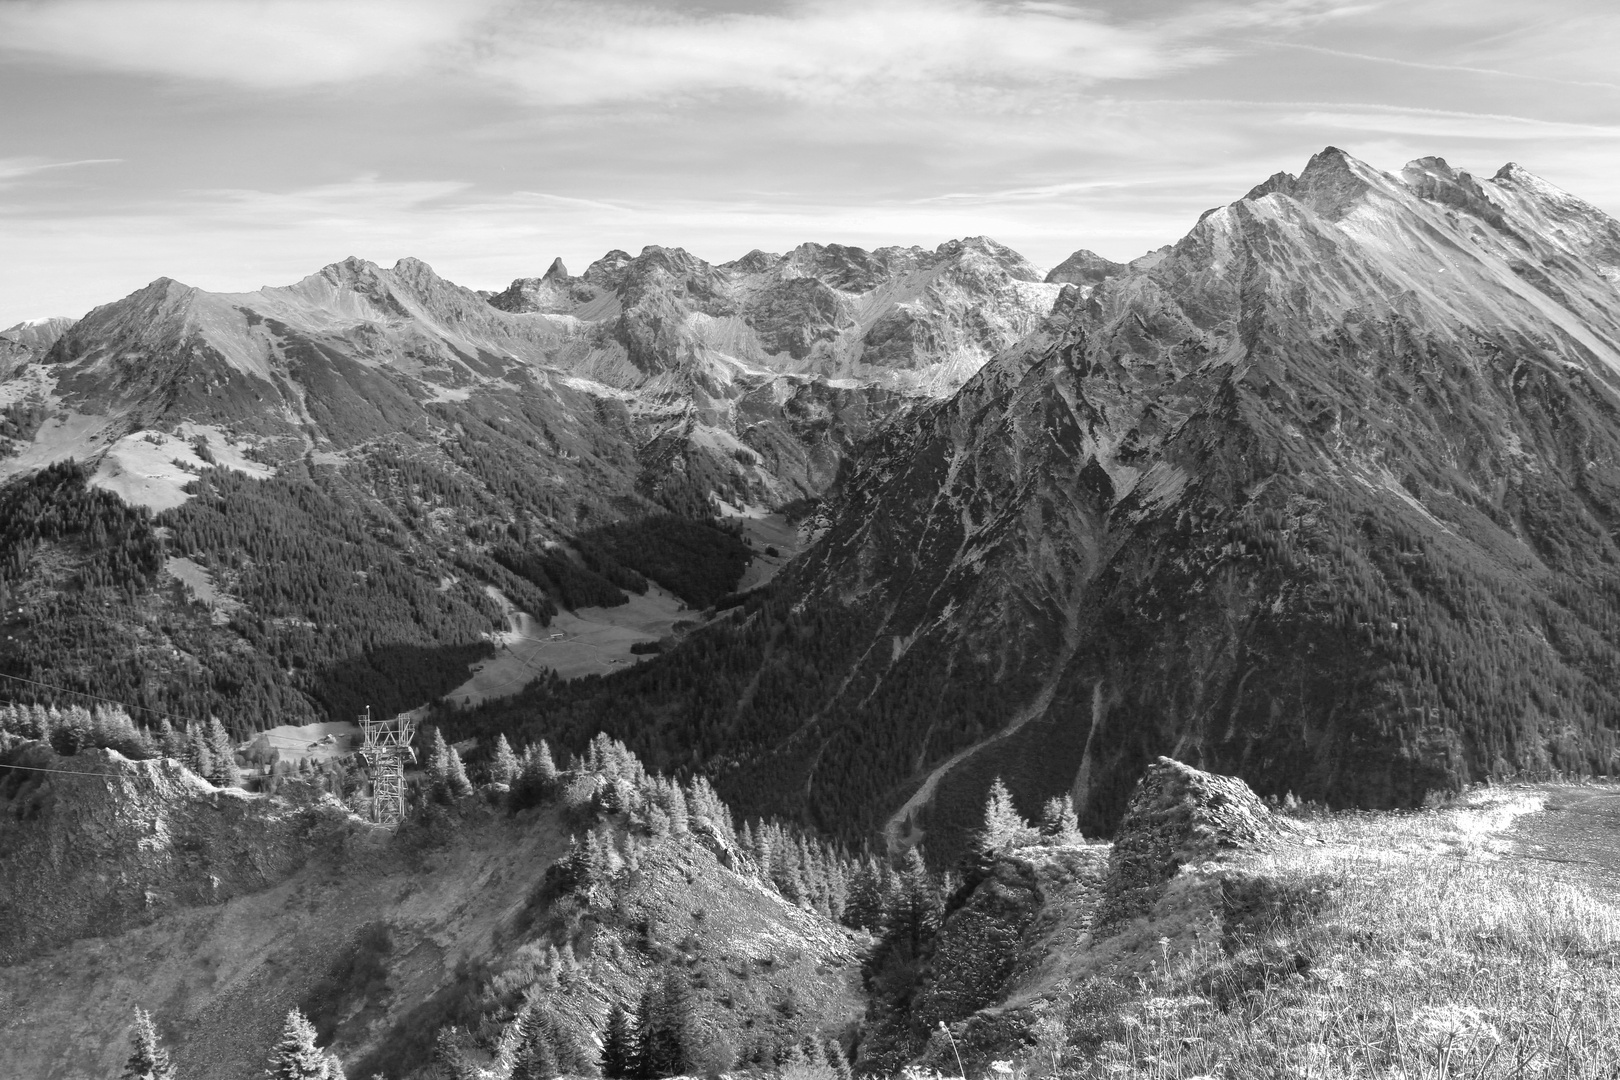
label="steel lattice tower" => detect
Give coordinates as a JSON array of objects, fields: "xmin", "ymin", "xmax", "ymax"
[{"xmin": 359, "ymin": 706, "xmax": 419, "ymax": 826}]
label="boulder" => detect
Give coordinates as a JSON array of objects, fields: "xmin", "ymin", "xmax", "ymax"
[{"xmin": 1093, "ymin": 757, "xmax": 1296, "ymax": 929}]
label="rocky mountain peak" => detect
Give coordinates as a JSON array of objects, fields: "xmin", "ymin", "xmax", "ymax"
[
  {"xmin": 783, "ymin": 242, "xmax": 910, "ymax": 292},
  {"xmin": 1045, "ymin": 248, "xmax": 1125, "ymax": 287},
  {"xmin": 543, "ymin": 256, "xmax": 570, "ymax": 280},
  {"xmin": 1, "ymin": 316, "xmax": 78, "ymax": 360},
  {"xmin": 1288, "ymin": 144, "xmax": 1384, "ymax": 219},
  {"xmin": 722, "ymin": 248, "xmax": 783, "ymax": 275},
  {"xmin": 582, "ymin": 248, "xmax": 635, "ymax": 288},
  {"xmin": 936, "ymin": 235, "xmax": 1045, "ymax": 282}
]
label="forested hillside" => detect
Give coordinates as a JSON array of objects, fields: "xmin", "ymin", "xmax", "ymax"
[{"xmin": 445, "ymin": 151, "xmax": 1620, "ymax": 865}]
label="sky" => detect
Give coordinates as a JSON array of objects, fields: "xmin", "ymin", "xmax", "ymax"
[{"xmin": 3, "ymin": 0, "xmax": 1620, "ymax": 326}]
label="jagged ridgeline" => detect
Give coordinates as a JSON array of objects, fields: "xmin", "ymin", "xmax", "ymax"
[
  {"xmin": 450, "ymin": 150, "xmax": 1620, "ymax": 864},
  {"xmin": 10, "ymin": 150, "xmax": 1620, "ymax": 871},
  {"xmin": 0, "ymin": 235, "xmax": 1056, "ymax": 736}
]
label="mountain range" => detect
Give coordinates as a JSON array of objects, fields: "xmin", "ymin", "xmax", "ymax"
[{"xmin": 6, "ymin": 148, "xmax": 1620, "ymax": 864}]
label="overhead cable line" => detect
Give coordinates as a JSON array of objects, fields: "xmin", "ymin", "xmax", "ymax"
[
  {"xmin": 0, "ymin": 671, "xmax": 216, "ymax": 731},
  {"xmin": 0, "ymin": 760, "xmax": 112, "ymax": 778}
]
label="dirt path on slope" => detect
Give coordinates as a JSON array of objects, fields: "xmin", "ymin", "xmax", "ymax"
[
  {"xmin": 1505, "ymin": 784, "xmax": 1620, "ymax": 891},
  {"xmin": 882, "ymin": 669, "xmax": 1065, "ymax": 857}
]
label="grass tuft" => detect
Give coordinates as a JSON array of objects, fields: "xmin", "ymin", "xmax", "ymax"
[{"xmin": 1017, "ymin": 786, "xmax": 1620, "ymax": 1078}]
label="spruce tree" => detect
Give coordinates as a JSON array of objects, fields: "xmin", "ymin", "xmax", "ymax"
[
  {"xmin": 265, "ymin": 1008, "xmax": 333, "ymax": 1080},
  {"xmin": 600, "ymin": 1001, "xmax": 637, "ymax": 1080},
  {"xmin": 206, "ymin": 717, "xmax": 240, "ymax": 787},
  {"xmin": 631, "ymin": 986, "xmax": 658, "ymax": 1080},
  {"xmin": 825, "ymin": 1038, "xmax": 855, "ymax": 1080},
  {"xmin": 893, "ymin": 846, "xmax": 940, "ymax": 950},
  {"xmin": 511, "ymin": 1007, "xmax": 560, "ymax": 1080},
  {"xmin": 490, "ymin": 734, "xmax": 519, "ymax": 786},
  {"xmin": 635, "ymin": 972, "xmax": 695, "ymax": 1078},
  {"xmin": 977, "ymin": 777, "xmax": 1028, "ymax": 856},
  {"xmin": 1039, "ymin": 793, "xmax": 1081, "ymax": 842},
  {"xmin": 534, "ymin": 740, "xmax": 559, "ymax": 787},
  {"xmin": 156, "ymin": 718, "xmax": 185, "ymax": 760},
  {"xmin": 121, "ymin": 1007, "xmax": 176, "ymax": 1080},
  {"xmin": 843, "ymin": 856, "xmax": 884, "ymax": 931},
  {"xmin": 425, "ymin": 727, "xmax": 450, "ymax": 796},
  {"xmin": 444, "ymin": 742, "xmax": 473, "ymax": 799}
]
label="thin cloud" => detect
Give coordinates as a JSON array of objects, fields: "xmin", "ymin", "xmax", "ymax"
[
  {"xmin": 1280, "ymin": 107, "xmax": 1620, "ymax": 140},
  {"xmin": 0, "ymin": 157, "xmax": 121, "ymax": 183},
  {"xmin": 473, "ymin": 0, "xmax": 1215, "ymax": 108},
  {"xmin": 1240, "ymin": 38, "xmax": 1620, "ymax": 92},
  {"xmin": 0, "ymin": 0, "xmax": 490, "ymax": 88},
  {"xmin": 0, "ymin": 0, "xmax": 1348, "ymax": 101}
]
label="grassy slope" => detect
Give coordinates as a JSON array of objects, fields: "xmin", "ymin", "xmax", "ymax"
[
  {"xmin": 923, "ymin": 785, "xmax": 1620, "ymax": 1079},
  {"xmin": 0, "ymin": 755, "xmax": 862, "ymax": 1080}
]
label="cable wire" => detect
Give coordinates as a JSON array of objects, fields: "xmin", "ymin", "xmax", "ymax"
[{"xmin": 0, "ymin": 671, "xmax": 216, "ymax": 731}]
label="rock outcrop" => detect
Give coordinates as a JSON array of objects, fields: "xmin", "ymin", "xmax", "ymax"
[{"xmin": 1093, "ymin": 757, "xmax": 1294, "ymax": 928}]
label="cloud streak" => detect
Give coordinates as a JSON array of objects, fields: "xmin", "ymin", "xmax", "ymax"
[
  {"xmin": 0, "ymin": 0, "xmax": 1355, "ymax": 103},
  {"xmin": 0, "ymin": 157, "xmax": 121, "ymax": 183},
  {"xmin": 0, "ymin": 0, "xmax": 488, "ymax": 88},
  {"xmin": 3, "ymin": 0, "xmax": 1620, "ymax": 328}
]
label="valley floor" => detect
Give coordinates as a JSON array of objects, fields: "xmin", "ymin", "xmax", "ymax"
[{"xmin": 447, "ymin": 584, "xmax": 686, "ymax": 703}]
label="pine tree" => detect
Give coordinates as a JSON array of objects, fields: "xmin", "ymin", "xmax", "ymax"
[
  {"xmin": 977, "ymin": 776, "xmax": 1028, "ymax": 856},
  {"xmin": 510, "ymin": 740, "xmax": 560, "ymax": 809},
  {"xmin": 824, "ymin": 1038, "xmax": 855, "ymax": 1080},
  {"xmin": 121, "ymin": 1007, "xmax": 176, "ymax": 1080},
  {"xmin": 206, "ymin": 717, "xmax": 241, "ymax": 787},
  {"xmin": 265, "ymin": 1008, "xmax": 335, "ymax": 1080},
  {"xmin": 892, "ymin": 846, "xmax": 940, "ymax": 950},
  {"xmin": 600, "ymin": 1001, "xmax": 637, "ymax": 1080},
  {"xmin": 425, "ymin": 727, "xmax": 450, "ymax": 793},
  {"xmin": 533, "ymin": 740, "xmax": 559, "ymax": 787},
  {"xmin": 490, "ymin": 733, "xmax": 519, "ymax": 786},
  {"xmin": 511, "ymin": 1006, "xmax": 560, "ymax": 1080},
  {"xmin": 843, "ymin": 856, "xmax": 884, "ymax": 931},
  {"xmin": 444, "ymin": 742, "xmax": 473, "ymax": 799},
  {"xmin": 181, "ymin": 723, "xmax": 208, "ymax": 778},
  {"xmin": 635, "ymin": 972, "xmax": 694, "ymax": 1078},
  {"xmin": 156, "ymin": 718, "xmax": 185, "ymax": 760},
  {"xmin": 1039, "ymin": 793, "xmax": 1081, "ymax": 843}
]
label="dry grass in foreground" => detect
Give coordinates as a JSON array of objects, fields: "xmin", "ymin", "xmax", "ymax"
[{"xmin": 998, "ymin": 787, "xmax": 1620, "ymax": 1079}]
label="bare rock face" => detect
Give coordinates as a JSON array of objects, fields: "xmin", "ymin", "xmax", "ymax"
[
  {"xmin": 1044, "ymin": 248, "xmax": 1124, "ymax": 288},
  {"xmin": 1094, "ymin": 758, "xmax": 1292, "ymax": 928}
]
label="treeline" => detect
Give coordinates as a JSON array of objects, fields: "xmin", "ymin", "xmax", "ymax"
[
  {"xmin": 436, "ymin": 588, "xmax": 1015, "ymax": 853},
  {"xmin": 0, "ymin": 702, "xmax": 243, "ymax": 787},
  {"xmin": 392, "ymin": 730, "xmax": 948, "ymax": 1080}
]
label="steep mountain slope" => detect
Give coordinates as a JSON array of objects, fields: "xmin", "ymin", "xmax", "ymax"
[
  {"xmin": 0, "ymin": 241, "xmax": 1062, "ymax": 730},
  {"xmin": 0, "ymin": 317, "xmax": 74, "ymax": 375},
  {"xmin": 0, "ymin": 738, "xmax": 863, "ymax": 1080},
  {"xmin": 781, "ymin": 148, "xmax": 1620, "ymax": 847},
  {"xmin": 495, "ymin": 149, "xmax": 1620, "ymax": 862}
]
